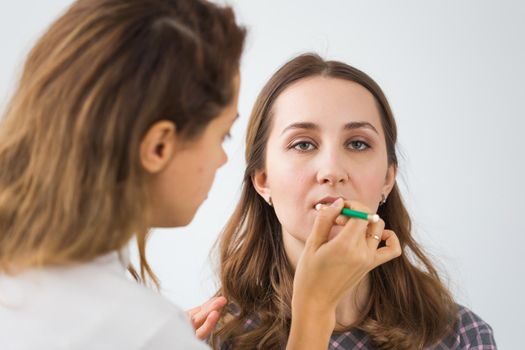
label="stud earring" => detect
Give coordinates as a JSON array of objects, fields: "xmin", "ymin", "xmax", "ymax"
[{"xmin": 379, "ymin": 194, "xmax": 387, "ymax": 206}]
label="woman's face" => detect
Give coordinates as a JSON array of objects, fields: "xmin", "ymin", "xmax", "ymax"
[
  {"xmin": 254, "ymin": 76, "xmax": 395, "ymax": 246},
  {"xmin": 146, "ymin": 75, "xmax": 240, "ymax": 227}
]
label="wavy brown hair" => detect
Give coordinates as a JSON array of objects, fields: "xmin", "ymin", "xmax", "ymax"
[
  {"xmin": 0, "ymin": 0, "xmax": 245, "ymax": 286},
  {"xmin": 211, "ymin": 53, "xmax": 457, "ymax": 349}
]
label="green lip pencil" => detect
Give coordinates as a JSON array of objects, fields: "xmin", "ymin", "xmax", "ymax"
[
  {"xmin": 341, "ymin": 207, "xmax": 380, "ymax": 223},
  {"xmin": 315, "ymin": 203, "xmax": 380, "ymax": 223}
]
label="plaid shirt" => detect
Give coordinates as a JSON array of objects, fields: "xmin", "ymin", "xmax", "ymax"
[{"xmin": 219, "ymin": 304, "xmax": 496, "ymax": 349}]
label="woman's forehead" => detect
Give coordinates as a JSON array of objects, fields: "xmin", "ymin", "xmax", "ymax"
[{"xmin": 271, "ymin": 76, "xmax": 383, "ymax": 134}]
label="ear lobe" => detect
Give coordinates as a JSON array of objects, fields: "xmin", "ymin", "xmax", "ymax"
[
  {"xmin": 140, "ymin": 120, "xmax": 177, "ymax": 174},
  {"xmin": 251, "ymin": 169, "xmax": 271, "ymax": 202},
  {"xmin": 382, "ymin": 164, "xmax": 397, "ymax": 198}
]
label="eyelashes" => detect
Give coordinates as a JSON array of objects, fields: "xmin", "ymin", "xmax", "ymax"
[
  {"xmin": 289, "ymin": 139, "xmax": 371, "ymax": 152},
  {"xmin": 346, "ymin": 140, "xmax": 369, "ymax": 151},
  {"xmin": 291, "ymin": 140, "xmax": 316, "ymax": 151}
]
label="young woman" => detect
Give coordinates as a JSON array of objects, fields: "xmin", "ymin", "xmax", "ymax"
[
  {"xmin": 0, "ymin": 1, "xmax": 400, "ymax": 349},
  {"xmin": 211, "ymin": 54, "xmax": 497, "ymax": 349}
]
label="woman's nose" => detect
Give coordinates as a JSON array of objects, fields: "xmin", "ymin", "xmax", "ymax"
[{"xmin": 315, "ymin": 153, "xmax": 349, "ymax": 185}]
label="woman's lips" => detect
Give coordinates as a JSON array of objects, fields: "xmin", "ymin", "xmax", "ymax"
[{"xmin": 313, "ymin": 196, "xmax": 345, "ymax": 209}]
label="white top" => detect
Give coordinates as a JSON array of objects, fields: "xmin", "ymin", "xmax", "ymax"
[{"xmin": 0, "ymin": 250, "xmax": 210, "ymax": 350}]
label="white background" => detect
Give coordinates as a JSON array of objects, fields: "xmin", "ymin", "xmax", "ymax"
[{"xmin": 1, "ymin": 1, "xmax": 523, "ymax": 348}]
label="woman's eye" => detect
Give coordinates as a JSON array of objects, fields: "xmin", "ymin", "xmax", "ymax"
[
  {"xmin": 292, "ymin": 141, "xmax": 315, "ymax": 151},
  {"xmin": 347, "ymin": 140, "xmax": 369, "ymax": 150}
]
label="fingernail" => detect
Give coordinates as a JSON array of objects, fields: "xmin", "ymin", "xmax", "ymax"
[{"xmin": 330, "ymin": 198, "xmax": 343, "ymax": 207}]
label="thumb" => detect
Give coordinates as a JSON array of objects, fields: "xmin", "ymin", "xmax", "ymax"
[{"xmin": 305, "ymin": 198, "xmax": 344, "ymax": 250}]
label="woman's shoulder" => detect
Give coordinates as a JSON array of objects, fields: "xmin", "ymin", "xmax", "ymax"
[
  {"xmin": 437, "ymin": 304, "xmax": 496, "ymax": 349},
  {"xmin": 0, "ymin": 263, "xmax": 206, "ymax": 349},
  {"xmin": 320, "ymin": 305, "xmax": 498, "ymax": 350}
]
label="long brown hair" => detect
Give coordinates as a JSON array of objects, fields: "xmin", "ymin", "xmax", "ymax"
[
  {"xmin": 212, "ymin": 54, "xmax": 457, "ymax": 349},
  {"xmin": 0, "ymin": 0, "xmax": 245, "ymax": 286}
]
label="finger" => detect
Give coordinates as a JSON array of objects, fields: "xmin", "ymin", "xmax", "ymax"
[
  {"xmin": 186, "ymin": 296, "xmax": 216, "ymax": 323},
  {"xmin": 306, "ymin": 198, "xmax": 344, "ymax": 250},
  {"xmin": 186, "ymin": 305, "xmax": 202, "ymax": 324},
  {"xmin": 206, "ymin": 296, "xmax": 227, "ymax": 312},
  {"xmin": 335, "ymin": 214, "xmax": 349, "ymax": 226},
  {"xmin": 373, "ymin": 229, "xmax": 402, "ymax": 267},
  {"xmin": 315, "ymin": 204, "xmax": 348, "ymax": 227},
  {"xmin": 191, "ymin": 309, "xmax": 207, "ymax": 330},
  {"xmin": 190, "ymin": 296, "xmax": 227, "ymax": 329},
  {"xmin": 200, "ymin": 296, "xmax": 227, "ymax": 314},
  {"xmin": 195, "ymin": 310, "xmax": 220, "ymax": 340},
  {"xmin": 332, "ymin": 200, "xmax": 372, "ymax": 244},
  {"xmin": 366, "ymin": 218, "xmax": 385, "ymax": 250}
]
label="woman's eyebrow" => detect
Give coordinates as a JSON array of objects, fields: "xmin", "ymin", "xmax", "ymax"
[
  {"xmin": 280, "ymin": 122, "xmax": 318, "ymax": 135},
  {"xmin": 344, "ymin": 121, "xmax": 378, "ymax": 135},
  {"xmin": 280, "ymin": 121, "xmax": 379, "ymax": 135}
]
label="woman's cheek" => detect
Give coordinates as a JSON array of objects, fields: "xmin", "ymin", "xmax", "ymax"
[{"xmin": 358, "ymin": 168, "xmax": 387, "ymax": 210}]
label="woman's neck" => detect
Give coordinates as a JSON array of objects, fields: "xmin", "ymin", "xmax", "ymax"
[
  {"xmin": 283, "ymin": 231, "xmax": 370, "ymax": 330},
  {"xmin": 333, "ymin": 275, "xmax": 370, "ymax": 330}
]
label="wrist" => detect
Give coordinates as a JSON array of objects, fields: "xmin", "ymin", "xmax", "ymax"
[
  {"xmin": 287, "ymin": 297, "xmax": 336, "ymax": 350},
  {"xmin": 291, "ymin": 291, "xmax": 336, "ymax": 319}
]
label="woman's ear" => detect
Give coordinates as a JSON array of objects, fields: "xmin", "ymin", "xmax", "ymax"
[
  {"xmin": 381, "ymin": 164, "xmax": 397, "ymax": 199},
  {"xmin": 252, "ymin": 169, "xmax": 271, "ymax": 204},
  {"xmin": 140, "ymin": 120, "xmax": 177, "ymax": 174}
]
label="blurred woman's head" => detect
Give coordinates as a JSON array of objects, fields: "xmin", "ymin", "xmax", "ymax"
[{"xmin": 0, "ymin": 0, "xmax": 245, "ymax": 280}]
